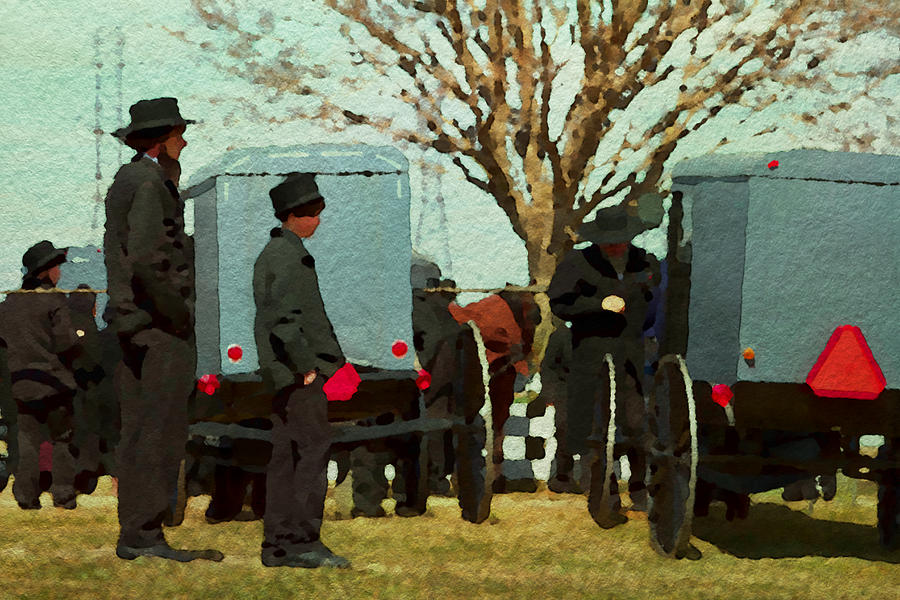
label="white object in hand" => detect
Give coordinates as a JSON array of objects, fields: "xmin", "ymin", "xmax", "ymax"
[
  {"xmin": 75, "ymin": 329, "xmax": 85, "ymax": 338},
  {"xmin": 601, "ymin": 295, "xmax": 626, "ymax": 313}
]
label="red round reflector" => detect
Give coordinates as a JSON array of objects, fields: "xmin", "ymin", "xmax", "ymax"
[
  {"xmin": 227, "ymin": 344, "xmax": 243, "ymax": 362},
  {"xmin": 391, "ymin": 340, "xmax": 408, "ymax": 358}
]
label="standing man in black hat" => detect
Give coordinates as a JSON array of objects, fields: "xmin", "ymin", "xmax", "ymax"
[
  {"xmin": 548, "ymin": 200, "xmax": 661, "ymax": 528},
  {"xmin": 254, "ymin": 173, "xmax": 350, "ymax": 569},
  {"xmin": 0, "ymin": 333, "xmax": 11, "ymax": 494},
  {"xmin": 104, "ymin": 97, "xmax": 222, "ymax": 562},
  {"xmin": 0, "ymin": 241, "xmax": 80, "ymax": 509},
  {"xmin": 67, "ymin": 284, "xmax": 113, "ymax": 494}
]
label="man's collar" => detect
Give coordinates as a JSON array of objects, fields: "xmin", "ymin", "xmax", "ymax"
[
  {"xmin": 272, "ymin": 226, "xmax": 306, "ymax": 246},
  {"xmin": 142, "ymin": 153, "xmax": 160, "ymax": 164}
]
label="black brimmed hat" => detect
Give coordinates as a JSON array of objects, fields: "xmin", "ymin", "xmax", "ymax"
[
  {"xmin": 270, "ymin": 173, "xmax": 325, "ymax": 217},
  {"xmin": 578, "ymin": 194, "xmax": 665, "ymax": 244},
  {"xmin": 411, "ymin": 253, "xmax": 442, "ymax": 289},
  {"xmin": 112, "ymin": 97, "xmax": 195, "ymax": 141},
  {"xmin": 22, "ymin": 241, "xmax": 68, "ymax": 279}
]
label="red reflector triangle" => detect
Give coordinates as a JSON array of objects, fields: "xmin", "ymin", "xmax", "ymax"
[{"xmin": 806, "ymin": 325, "xmax": 886, "ymax": 400}]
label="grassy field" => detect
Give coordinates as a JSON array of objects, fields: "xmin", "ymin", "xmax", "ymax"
[{"xmin": 0, "ymin": 475, "xmax": 898, "ymax": 600}]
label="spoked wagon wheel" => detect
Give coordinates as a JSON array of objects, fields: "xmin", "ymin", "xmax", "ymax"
[
  {"xmin": 586, "ymin": 353, "xmax": 627, "ymax": 529},
  {"xmin": 876, "ymin": 439, "xmax": 900, "ymax": 550},
  {"xmin": 454, "ymin": 322, "xmax": 494, "ymax": 524},
  {"xmin": 0, "ymin": 457, "xmax": 9, "ymax": 494},
  {"xmin": 647, "ymin": 354, "xmax": 700, "ymax": 560}
]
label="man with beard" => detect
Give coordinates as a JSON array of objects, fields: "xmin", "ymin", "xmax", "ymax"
[
  {"xmin": 549, "ymin": 201, "xmax": 661, "ymax": 528},
  {"xmin": 105, "ymin": 97, "xmax": 222, "ymax": 562}
]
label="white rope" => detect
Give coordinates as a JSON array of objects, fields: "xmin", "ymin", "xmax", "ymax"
[
  {"xmin": 602, "ymin": 353, "xmax": 617, "ymax": 504},
  {"xmin": 2, "ymin": 288, "xmax": 106, "ymax": 295},
  {"xmin": 723, "ymin": 403, "xmax": 735, "ymax": 427},
  {"xmin": 467, "ymin": 321, "xmax": 492, "ymax": 428},
  {"xmin": 422, "ymin": 285, "xmax": 547, "ymax": 294},
  {"xmin": 467, "ymin": 320, "xmax": 494, "ymax": 519},
  {"xmin": 674, "ymin": 354, "xmax": 698, "ymax": 552}
]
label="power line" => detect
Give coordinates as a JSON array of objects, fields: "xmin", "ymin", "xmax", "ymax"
[{"xmin": 2, "ymin": 288, "xmax": 107, "ymax": 295}]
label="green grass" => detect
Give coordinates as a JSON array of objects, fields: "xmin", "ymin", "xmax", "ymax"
[{"xmin": 0, "ymin": 475, "xmax": 897, "ymax": 599}]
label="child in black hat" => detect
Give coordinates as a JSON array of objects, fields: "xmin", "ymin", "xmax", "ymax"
[
  {"xmin": 0, "ymin": 241, "xmax": 79, "ymax": 509},
  {"xmin": 253, "ymin": 172, "xmax": 351, "ymax": 569}
]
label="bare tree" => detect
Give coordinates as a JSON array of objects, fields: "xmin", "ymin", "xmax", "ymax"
[{"xmin": 180, "ymin": 0, "xmax": 899, "ymax": 360}]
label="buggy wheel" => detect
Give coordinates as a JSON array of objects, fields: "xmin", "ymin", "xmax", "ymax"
[
  {"xmin": 586, "ymin": 354, "xmax": 627, "ymax": 529},
  {"xmin": 454, "ymin": 419, "xmax": 489, "ymax": 522},
  {"xmin": 647, "ymin": 355, "xmax": 700, "ymax": 559},
  {"xmin": 456, "ymin": 321, "xmax": 494, "ymax": 523},
  {"xmin": 877, "ymin": 440, "xmax": 900, "ymax": 550}
]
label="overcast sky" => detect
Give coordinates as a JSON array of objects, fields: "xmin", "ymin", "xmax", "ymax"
[{"xmin": 0, "ymin": 0, "xmax": 896, "ymax": 295}]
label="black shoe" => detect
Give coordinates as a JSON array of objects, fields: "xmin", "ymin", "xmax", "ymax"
[
  {"xmin": 262, "ymin": 544, "xmax": 350, "ymax": 569},
  {"xmin": 548, "ymin": 476, "xmax": 583, "ymax": 495},
  {"xmin": 351, "ymin": 506, "xmax": 387, "ymax": 519},
  {"xmin": 429, "ymin": 478, "xmax": 453, "ymax": 497},
  {"xmin": 205, "ymin": 514, "xmax": 233, "ymax": 525},
  {"xmin": 592, "ymin": 511, "xmax": 628, "ymax": 529},
  {"xmin": 504, "ymin": 478, "xmax": 538, "ymax": 493},
  {"xmin": 116, "ymin": 543, "xmax": 224, "ymax": 562},
  {"xmin": 74, "ymin": 471, "xmax": 99, "ymax": 495},
  {"xmin": 628, "ymin": 489, "xmax": 649, "ymax": 512},
  {"xmin": 17, "ymin": 499, "xmax": 41, "ymax": 510},
  {"xmin": 782, "ymin": 479, "xmax": 819, "ymax": 502},
  {"xmin": 818, "ymin": 475, "xmax": 837, "ymax": 501},
  {"xmin": 234, "ymin": 509, "xmax": 262, "ymax": 522},
  {"xmin": 394, "ymin": 504, "xmax": 425, "ymax": 518},
  {"xmin": 676, "ymin": 543, "xmax": 702, "ymax": 560},
  {"xmin": 53, "ymin": 497, "xmax": 77, "ymax": 510}
]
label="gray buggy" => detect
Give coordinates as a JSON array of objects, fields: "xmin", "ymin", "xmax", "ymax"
[
  {"xmin": 180, "ymin": 144, "xmax": 494, "ymax": 523},
  {"xmin": 634, "ymin": 150, "xmax": 900, "ymax": 558}
]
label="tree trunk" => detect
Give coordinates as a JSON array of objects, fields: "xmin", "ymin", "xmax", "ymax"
[{"xmin": 525, "ymin": 243, "xmax": 560, "ymax": 373}]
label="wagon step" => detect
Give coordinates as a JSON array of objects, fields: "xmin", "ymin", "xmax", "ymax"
[
  {"xmin": 189, "ymin": 416, "xmax": 461, "ymax": 446},
  {"xmin": 699, "ymin": 452, "xmax": 900, "ymax": 475}
]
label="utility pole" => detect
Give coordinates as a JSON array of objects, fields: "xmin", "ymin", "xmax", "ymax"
[
  {"xmin": 90, "ymin": 26, "xmax": 125, "ymax": 232},
  {"xmin": 91, "ymin": 29, "xmax": 103, "ymax": 231},
  {"xmin": 115, "ymin": 26, "xmax": 124, "ymax": 166}
]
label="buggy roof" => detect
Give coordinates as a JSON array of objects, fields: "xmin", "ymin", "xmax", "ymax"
[
  {"xmin": 672, "ymin": 149, "xmax": 900, "ymax": 186},
  {"xmin": 184, "ymin": 144, "xmax": 409, "ymax": 199}
]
